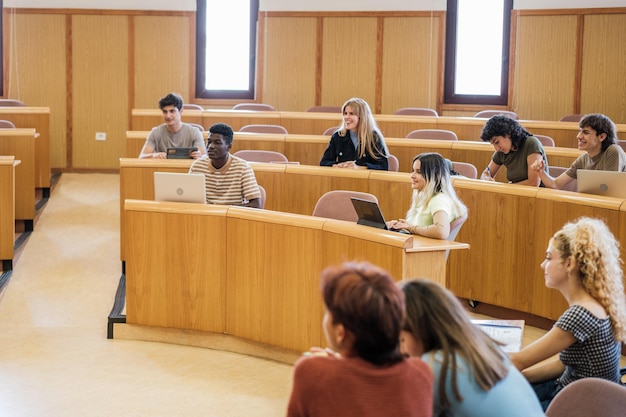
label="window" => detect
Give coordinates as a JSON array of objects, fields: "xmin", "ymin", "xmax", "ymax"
[
  {"xmin": 195, "ymin": 0, "xmax": 259, "ymax": 100},
  {"xmin": 444, "ymin": 0, "xmax": 513, "ymax": 105}
]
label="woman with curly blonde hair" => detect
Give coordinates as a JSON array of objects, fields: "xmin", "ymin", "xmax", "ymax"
[
  {"xmin": 510, "ymin": 217, "xmax": 626, "ymax": 410},
  {"xmin": 320, "ymin": 97, "xmax": 389, "ymax": 170}
]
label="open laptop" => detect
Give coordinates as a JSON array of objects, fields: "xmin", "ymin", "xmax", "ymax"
[
  {"xmin": 350, "ymin": 197, "xmax": 391, "ymax": 230},
  {"xmin": 166, "ymin": 147, "xmax": 197, "ymax": 159},
  {"xmin": 577, "ymin": 169, "xmax": 626, "ymax": 199},
  {"xmin": 153, "ymin": 172, "xmax": 206, "ymax": 203}
]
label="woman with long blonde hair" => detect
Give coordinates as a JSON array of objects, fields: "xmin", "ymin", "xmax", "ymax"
[
  {"xmin": 510, "ymin": 217, "xmax": 626, "ymax": 410},
  {"xmin": 320, "ymin": 97, "xmax": 389, "ymax": 170}
]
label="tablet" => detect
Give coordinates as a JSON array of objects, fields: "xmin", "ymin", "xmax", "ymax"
[{"xmin": 166, "ymin": 147, "xmax": 197, "ymax": 159}]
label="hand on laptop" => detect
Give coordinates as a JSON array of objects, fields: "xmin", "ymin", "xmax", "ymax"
[{"xmin": 387, "ymin": 219, "xmax": 409, "ymax": 231}]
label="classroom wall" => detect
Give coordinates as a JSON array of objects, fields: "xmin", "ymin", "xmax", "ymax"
[
  {"xmin": 6, "ymin": 0, "xmax": 625, "ymax": 10},
  {"xmin": 2, "ymin": 2, "xmax": 625, "ymax": 170}
]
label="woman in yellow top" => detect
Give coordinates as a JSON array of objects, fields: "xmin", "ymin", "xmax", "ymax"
[{"xmin": 387, "ymin": 152, "xmax": 467, "ymax": 239}]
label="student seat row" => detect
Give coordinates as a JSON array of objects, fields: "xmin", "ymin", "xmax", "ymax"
[
  {"xmin": 126, "ymin": 131, "xmax": 583, "ymax": 182},
  {"xmin": 131, "ymin": 108, "xmax": 626, "ymax": 149},
  {"xmin": 119, "ymin": 159, "xmax": 626, "ymax": 323}
]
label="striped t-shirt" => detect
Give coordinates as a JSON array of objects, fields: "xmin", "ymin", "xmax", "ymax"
[{"xmin": 189, "ymin": 154, "xmax": 261, "ymax": 205}]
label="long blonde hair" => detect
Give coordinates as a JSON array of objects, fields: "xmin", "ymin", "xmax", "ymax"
[
  {"xmin": 401, "ymin": 279, "xmax": 509, "ymax": 410},
  {"xmin": 406, "ymin": 153, "xmax": 467, "ymax": 221},
  {"xmin": 551, "ymin": 217, "xmax": 626, "ymax": 341},
  {"xmin": 337, "ymin": 97, "xmax": 388, "ymax": 160}
]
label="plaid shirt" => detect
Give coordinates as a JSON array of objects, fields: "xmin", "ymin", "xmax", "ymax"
[{"xmin": 557, "ymin": 304, "xmax": 621, "ymax": 386}]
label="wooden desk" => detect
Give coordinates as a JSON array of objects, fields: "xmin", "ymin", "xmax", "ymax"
[
  {"xmin": 124, "ymin": 199, "xmax": 467, "ymax": 353},
  {"xmin": 449, "ymin": 178, "xmax": 626, "ymax": 320},
  {"xmin": 0, "ymin": 156, "xmax": 18, "ymax": 269},
  {"xmin": 125, "ymin": 130, "xmax": 209, "ymax": 158},
  {"xmin": 127, "ymin": 131, "xmax": 584, "ymax": 179},
  {"xmin": 130, "ymin": 109, "xmax": 204, "ymax": 131},
  {"xmin": 0, "ymin": 107, "xmax": 51, "ymax": 191},
  {"xmin": 0, "ymin": 129, "xmax": 37, "ymax": 225},
  {"xmin": 202, "ymin": 109, "xmax": 282, "ymax": 132},
  {"xmin": 120, "ymin": 159, "xmax": 626, "ymax": 323},
  {"xmin": 118, "ymin": 158, "xmax": 193, "ymax": 260},
  {"xmin": 130, "ymin": 109, "xmax": 626, "ymax": 149},
  {"xmin": 279, "ymin": 111, "xmax": 342, "ymax": 136}
]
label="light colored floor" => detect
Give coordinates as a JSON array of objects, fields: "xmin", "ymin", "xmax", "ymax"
[
  {"xmin": 0, "ymin": 173, "xmax": 620, "ymax": 417},
  {"xmin": 0, "ymin": 174, "xmax": 293, "ymax": 417}
]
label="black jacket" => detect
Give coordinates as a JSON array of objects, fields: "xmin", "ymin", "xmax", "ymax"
[{"xmin": 319, "ymin": 131, "xmax": 388, "ymax": 170}]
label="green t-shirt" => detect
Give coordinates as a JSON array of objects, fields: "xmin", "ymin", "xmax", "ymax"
[
  {"xmin": 566, "ymin": 144, "xmax": 626, "ymax": 179},
  {"xmin": 492, "ymin": 135, "xmax": 547, "ymax": 183}
]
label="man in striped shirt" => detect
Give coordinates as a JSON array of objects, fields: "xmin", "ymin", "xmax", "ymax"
[{"xmin": 189, "ymin": 123, "xmax": 262, "ymax": 207}]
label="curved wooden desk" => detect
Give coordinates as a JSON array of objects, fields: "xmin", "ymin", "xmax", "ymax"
[
  {"xmin": 449, "ymin": 178, "xmax": 626, "ymax": 320},
  {"xmin": 119, "ymin": 159, "xmax": 626, "ymax": 325},
  {"xmin": 123, "ymin": 199, "xmax": 467, "ymax": 356}
]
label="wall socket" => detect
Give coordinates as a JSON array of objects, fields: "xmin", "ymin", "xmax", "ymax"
[{"xmin": 95, "ymin": 132, "xmax": 107, "ymax": 141}]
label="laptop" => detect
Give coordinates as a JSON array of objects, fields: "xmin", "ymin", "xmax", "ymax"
[
  {"xmin": 166, "ymin": 147, "xmax": 198, "ymax": 159},
  {"xmin": 577, "ymin": 169, "xmax": 626, "ymax": 199},
  {"xmin": 153, "ymin": 172, "xmax": 206, "ymax": 203},
  {"xmin": 350, "ymin": 197, "xmax": 391, "ymax": 230}
]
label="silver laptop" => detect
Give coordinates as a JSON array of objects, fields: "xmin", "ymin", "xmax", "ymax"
[
  {"xmin": 577, "ymin": 169, "xmax": 626, "ymax": 199},
  {"xmin": 153, "ymin": 172, "xmax": 206, "ymax": 203}
]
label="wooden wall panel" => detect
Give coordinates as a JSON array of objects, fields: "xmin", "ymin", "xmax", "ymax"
[
  {"xmin": 5, "ymin": 14, "xmax": 67, "ymax": 168},
  {"xmin": 134, "ymin": 15, "xmax": 193, "ymax": 109},
  {"xmin": 532, "ymin": 192, "xmax": 622, "ymax": 319},
  {"xmin": 72, "ymin": 15, "xmax": 129, "ymax": 169},
  {"xmin": 261, "ymin": 17, "xmax": 317, "ymax": 111},
  {"xmin": 321, "ymin": 17, "xmax": 377, "ymax": 108},
  {"xmin": 449, "ymin": 182, "xmax": 540, "ymax": 313},
  {"xmin": 580, "ymin": 14, "xmax": 626, "ymax": 123},
  {"xmin": 381, "ymin": 16, "xmax": 440, "ymax": 114},
  {"xmin": 512, "ymin": 15, "xmax": 578, "ymax": 121},
  {"xmin": 5, "ymin": 8, "xmax": 626, "ymax": 171}
]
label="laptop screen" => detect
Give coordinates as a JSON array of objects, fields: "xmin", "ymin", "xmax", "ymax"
[
  {"xmin": 350, "ymin": 197, "xmax": 389, "ymax": 230},
  {"xmin": 577, "ymin": 169, "xmax": 626, "ymax": 199},
  {"xmin": 153, "ymin": 172, "xmax": 206, "ymax": 204}
]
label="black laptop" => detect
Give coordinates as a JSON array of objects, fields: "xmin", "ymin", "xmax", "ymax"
[
  {"xmin": 166, "ymin": 147, "xmax": 198, "ymax": 159},
  {"xmin": 350, "ymin": 197, "xmax": 390, "ymax": 230}
]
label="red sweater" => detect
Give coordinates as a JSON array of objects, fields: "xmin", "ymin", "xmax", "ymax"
[{"xmin": 286, "ymin": 355, "xmax": 433, "ymax": 417}]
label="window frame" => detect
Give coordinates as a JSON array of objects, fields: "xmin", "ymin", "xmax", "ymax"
[
  {"xmin": 443, "ymin": 0, "xmax": 513, "ymax": 106},
  {"xmin": 195, "ymin": 0, "xmax": 259, "ymax": 100}
]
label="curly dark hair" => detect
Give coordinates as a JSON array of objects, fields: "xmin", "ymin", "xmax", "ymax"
[
  {"xmin": 209, "ymin": 123, "xmax": 234, "ymax": 144},
  {"xmin": 480, "ymin": 115, "xmax": 532, "ymax": 151}
]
